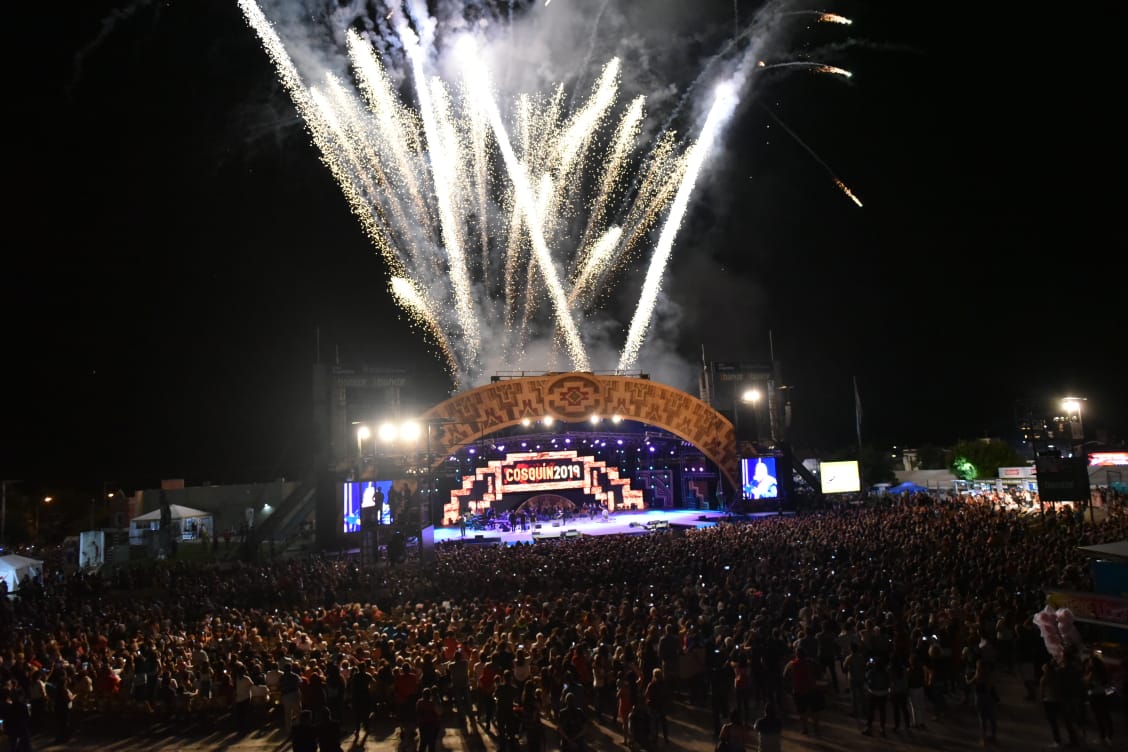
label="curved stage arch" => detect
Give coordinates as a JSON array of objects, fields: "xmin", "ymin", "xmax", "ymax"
[{"xmin": 420, "ymin": 372, "xmax": 738, "ymax": 490}]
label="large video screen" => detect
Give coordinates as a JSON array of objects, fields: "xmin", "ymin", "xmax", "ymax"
[
  {"xmin": 819, "ymin": 460, "xmax": 861, "ymax": 494},
  {"xmin": 343, "ymin": 480, "xmax": 394, "ymax": 533},
  {"xmin": 741, "ymin": 457, "xmax": 779, "ymax": 499}
]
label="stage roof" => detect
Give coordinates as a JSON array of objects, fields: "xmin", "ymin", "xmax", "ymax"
[{"xmin": 1076, "ymin": 540, "xmax": 1128, "ymax": 562}]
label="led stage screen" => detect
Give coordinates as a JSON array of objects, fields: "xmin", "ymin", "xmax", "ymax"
[
  {"xmin": 741, "ymin": 457, "xmax": 779, "ymax": 499},
  {"xmin": 343, "ymin": 480, "xmax": 394, "ymax": 533},
  {"xmin": 819, "ymin": 460, "xmax": 861, "ymax": 494}
]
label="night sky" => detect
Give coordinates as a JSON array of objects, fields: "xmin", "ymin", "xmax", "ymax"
[{"xmin": 5, "ymin": 0, "xmax": 1124, "ymax": 496}]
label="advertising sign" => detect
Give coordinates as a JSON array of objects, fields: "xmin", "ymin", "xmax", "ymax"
[
  {"xmin": 1045, "ymin": 589, "xmax": 1128, "ymax": 629},
  {"xmin": 1035, "ymin": 456, "xmax": 1090, "ymax": 502}
]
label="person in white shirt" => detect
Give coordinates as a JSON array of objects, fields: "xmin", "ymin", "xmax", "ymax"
[{"xmin": 233, "ymin": 662, "xmax": 255, "ymax": 732}]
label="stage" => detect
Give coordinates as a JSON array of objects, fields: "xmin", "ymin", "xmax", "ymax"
[{"xmin": 432, "ymin": 508, "xmax": 784, "ymax": 546}]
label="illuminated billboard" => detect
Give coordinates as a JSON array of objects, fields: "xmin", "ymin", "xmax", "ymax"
[
  {"xmin": 1090, "ymin": 452, "xmax": 1128, "ymax": 467},
  {"xmin": 819, "ymin": 460, "xmax": 861, "ymax": 494}
]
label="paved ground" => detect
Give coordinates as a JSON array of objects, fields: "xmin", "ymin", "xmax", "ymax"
[{"xmin": 9, "ymin": 666, "xmax": 1117, "ymax": 752}]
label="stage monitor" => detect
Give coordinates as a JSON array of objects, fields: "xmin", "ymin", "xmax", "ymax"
[
  {"xmin": 343, "ymin": 480, "xmax": 394, "ymax": 533},
  {"xmin": 741, "ymin": 457, "xmax": 779, "ymax": 500},
  {"xmin": 819, "ymin": 460, "xmax": 861, "ymax": 494}
]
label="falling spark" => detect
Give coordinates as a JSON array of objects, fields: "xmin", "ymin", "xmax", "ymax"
[
  {"xmin": 759, "ymin": 103, "xmax": 863, "ymax": 208},
  {"xmin": 462, "ymin": 54, "xmax": 590, "ymax": 370},
  {"xmin": 390, "ymin": 277, "xmax": 458, "ymax": 379},
  {"xmin": 834, "ymin": 178, "xmax": 864, "ymax": 207}
]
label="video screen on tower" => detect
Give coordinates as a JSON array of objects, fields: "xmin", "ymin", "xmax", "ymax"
[
  {"xmin": 741, "ymin": 457, "xmax": 779, "ymax": 500},
  {"xmin": 342, "ymin": 480, "xmax": 394, "ymax": 533},
  {"xmin": 819, "ymin": 460, "xmax": 861, "ymax": 494}
]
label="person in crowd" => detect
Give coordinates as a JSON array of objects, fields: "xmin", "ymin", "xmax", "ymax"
[
  {"xmin": 843, "ymin": 642, "xmax": 868, "ymax": 722},
  {"xmin": 862, "ymin": 657, "xmax": 891, "ymax": 737},
  {"xmin": 905, "ymin": 652, "xmax": 929, "ymax": 730},
  {"xmin": 557, "ymin": 692, "xmax": 588, "ymax": 752},
  {"xmin": 447, "ymin": 649, "xmax": 473, "ymax": 727},
  {"xmin": 717, "ymin": 707, "xmax": 752, "ymax": 752},
  {"xmin": 415, "ymin": 685, "xmax": 442, "ymax": 752},
  {"xmin": 782, "ymin": 647, "xmax": 822, "ymax": 736},
  {"xmin": 1083, "ymin": 654, "xmax": 1115, "ymax": 747},
  {"xmin": 752, "ymin": 703, "xmax": 781, "ymax": 752},
  {"xmin": 278, "ymin": 661, "xmax": 302, "ymax": 735},
  {"xmin": 708, "ymin": 638, "xmax": 733, "ymax": 738},
  {"xmin": 815, "ymin": 619, "xmax": 840, "ymax": 694},
  {"xmin": 50, "ymin": 665, "xmax": 75, "ymax": 743},
  {"xmin": 520, "ymin": 681, "xmax": 546, "ymax": 752},
  {"xmin": 643, "ymin": 667, "xmax": 670, "ymax": 745},
  {"xmin": 0, "ymin": 494, "xmax": 1125, "ymax": 752},
  {"xmin": 888, "ymin": 659, "xmax": 912, "ymax": 734},
  {"xmin": 616, "ymin": 671, "xmax": 637, "ymax": 745},
  {"xmin": 494, "ymin": 669, "xmax": 521, "ymax": 752},
  {"xmin": 290, "ymin": 708, "xmax": 318, "ymax": 752},
  {"xmin": 315, "ymin": 706, "xmax": 344, "ymax": 752},
  {"xmin": 1040, "ymin": 661, "xmax": 1079, "ymax": 748},
  {"xmin": 968, "ymin": 657, "xmax": 998, "ymax": 747},
  {"xmin": 1, "ymin": 685, "xmax": 34, "ymax": 752},
  {"xmin": 348, "ymin": 659, "xmax": 374, "ymax": 739}
]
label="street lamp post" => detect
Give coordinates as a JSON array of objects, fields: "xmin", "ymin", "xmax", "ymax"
[
  {"xmin": 356, "ymin": 424, "xmax": 371, "ymax": 461},
  {"xmin": 1062, "ymin": 397, "xmax": 1085, "ymax": 450},
  {"xmin": 1062, "ymin": 396, "xmax": 1091, "ymax": 522},
  {"xmin": 38, "ymin": 496, "xmax": 52, "ymax": 540},
  {"xmin": 738, "ymin": 387, "xmax": 763, "ymax": 441}
]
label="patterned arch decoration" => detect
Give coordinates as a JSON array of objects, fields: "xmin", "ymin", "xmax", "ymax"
[{"xmin": 421, "ymin": 372, "xmax": 738, "ymax": 490}]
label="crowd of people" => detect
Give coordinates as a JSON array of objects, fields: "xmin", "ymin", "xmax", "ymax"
[{"xmin": 0, "ymin": 494, "xmax": 1126, "ymax": 751}]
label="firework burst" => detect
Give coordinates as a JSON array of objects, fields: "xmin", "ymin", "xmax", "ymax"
[{"xmin": 238, "ymin": 0, "xmax": 857, "ymax": 388}]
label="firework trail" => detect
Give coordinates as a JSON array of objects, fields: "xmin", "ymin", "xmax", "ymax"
[
  {"xmin": 758, "ymin": 60, "xmax": 853, "ymax": 78},
  {"xmin": 238, "ymin": 0, "xmax": 857, "ymax": 388},
  {"xmin": 758, "ymin": 102, "xmax": 863, "ymax": 207},
  {"xmin": 618, "ymin": 83, "xmax": 740, "ymax": 371}
]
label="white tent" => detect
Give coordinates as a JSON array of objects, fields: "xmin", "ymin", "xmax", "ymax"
[
  {"xmin": 0, "ymin": 553, "xmax": 44, "ymax": 593},
  {"xmin": 130, "ymin": 504, "xmax": 214, "ymax": 544}
]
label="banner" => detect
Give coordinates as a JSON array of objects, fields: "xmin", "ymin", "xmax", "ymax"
[{"xmin": 1045, "ymin": 589, "xmax": 1128, "ymax": 629}]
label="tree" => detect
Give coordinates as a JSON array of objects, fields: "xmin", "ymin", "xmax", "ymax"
[{"xmin": 949, "ymin": 439, "xmax": 1026, "ymax": 481}]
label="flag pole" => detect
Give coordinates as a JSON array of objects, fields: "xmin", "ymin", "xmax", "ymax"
[{"xmin": 853, "ymin": 376, "xmax": 863, "ymax": 452}]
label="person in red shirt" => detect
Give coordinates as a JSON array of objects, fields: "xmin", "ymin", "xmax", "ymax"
[
  {"xmin": 477, "ymin": 653, "xmax": 500, "ymax": 733},
  {"xmin": 783, "ymin": 648, "xmax": 824, "ymax": 736},
  {"xmin": 570, "ymin": 646, "xmax": 593, "ymax": 698},
  {"xmin": 416, "ymin": 686, "xmax": 442, "ymax": 752},
  {"xmin": 442, "ymin": 633, "xmax": 460, "ymax": 662},
  {"xmin": 394, "ymin": 661, "xmax": 421, "ymax": 739}
]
